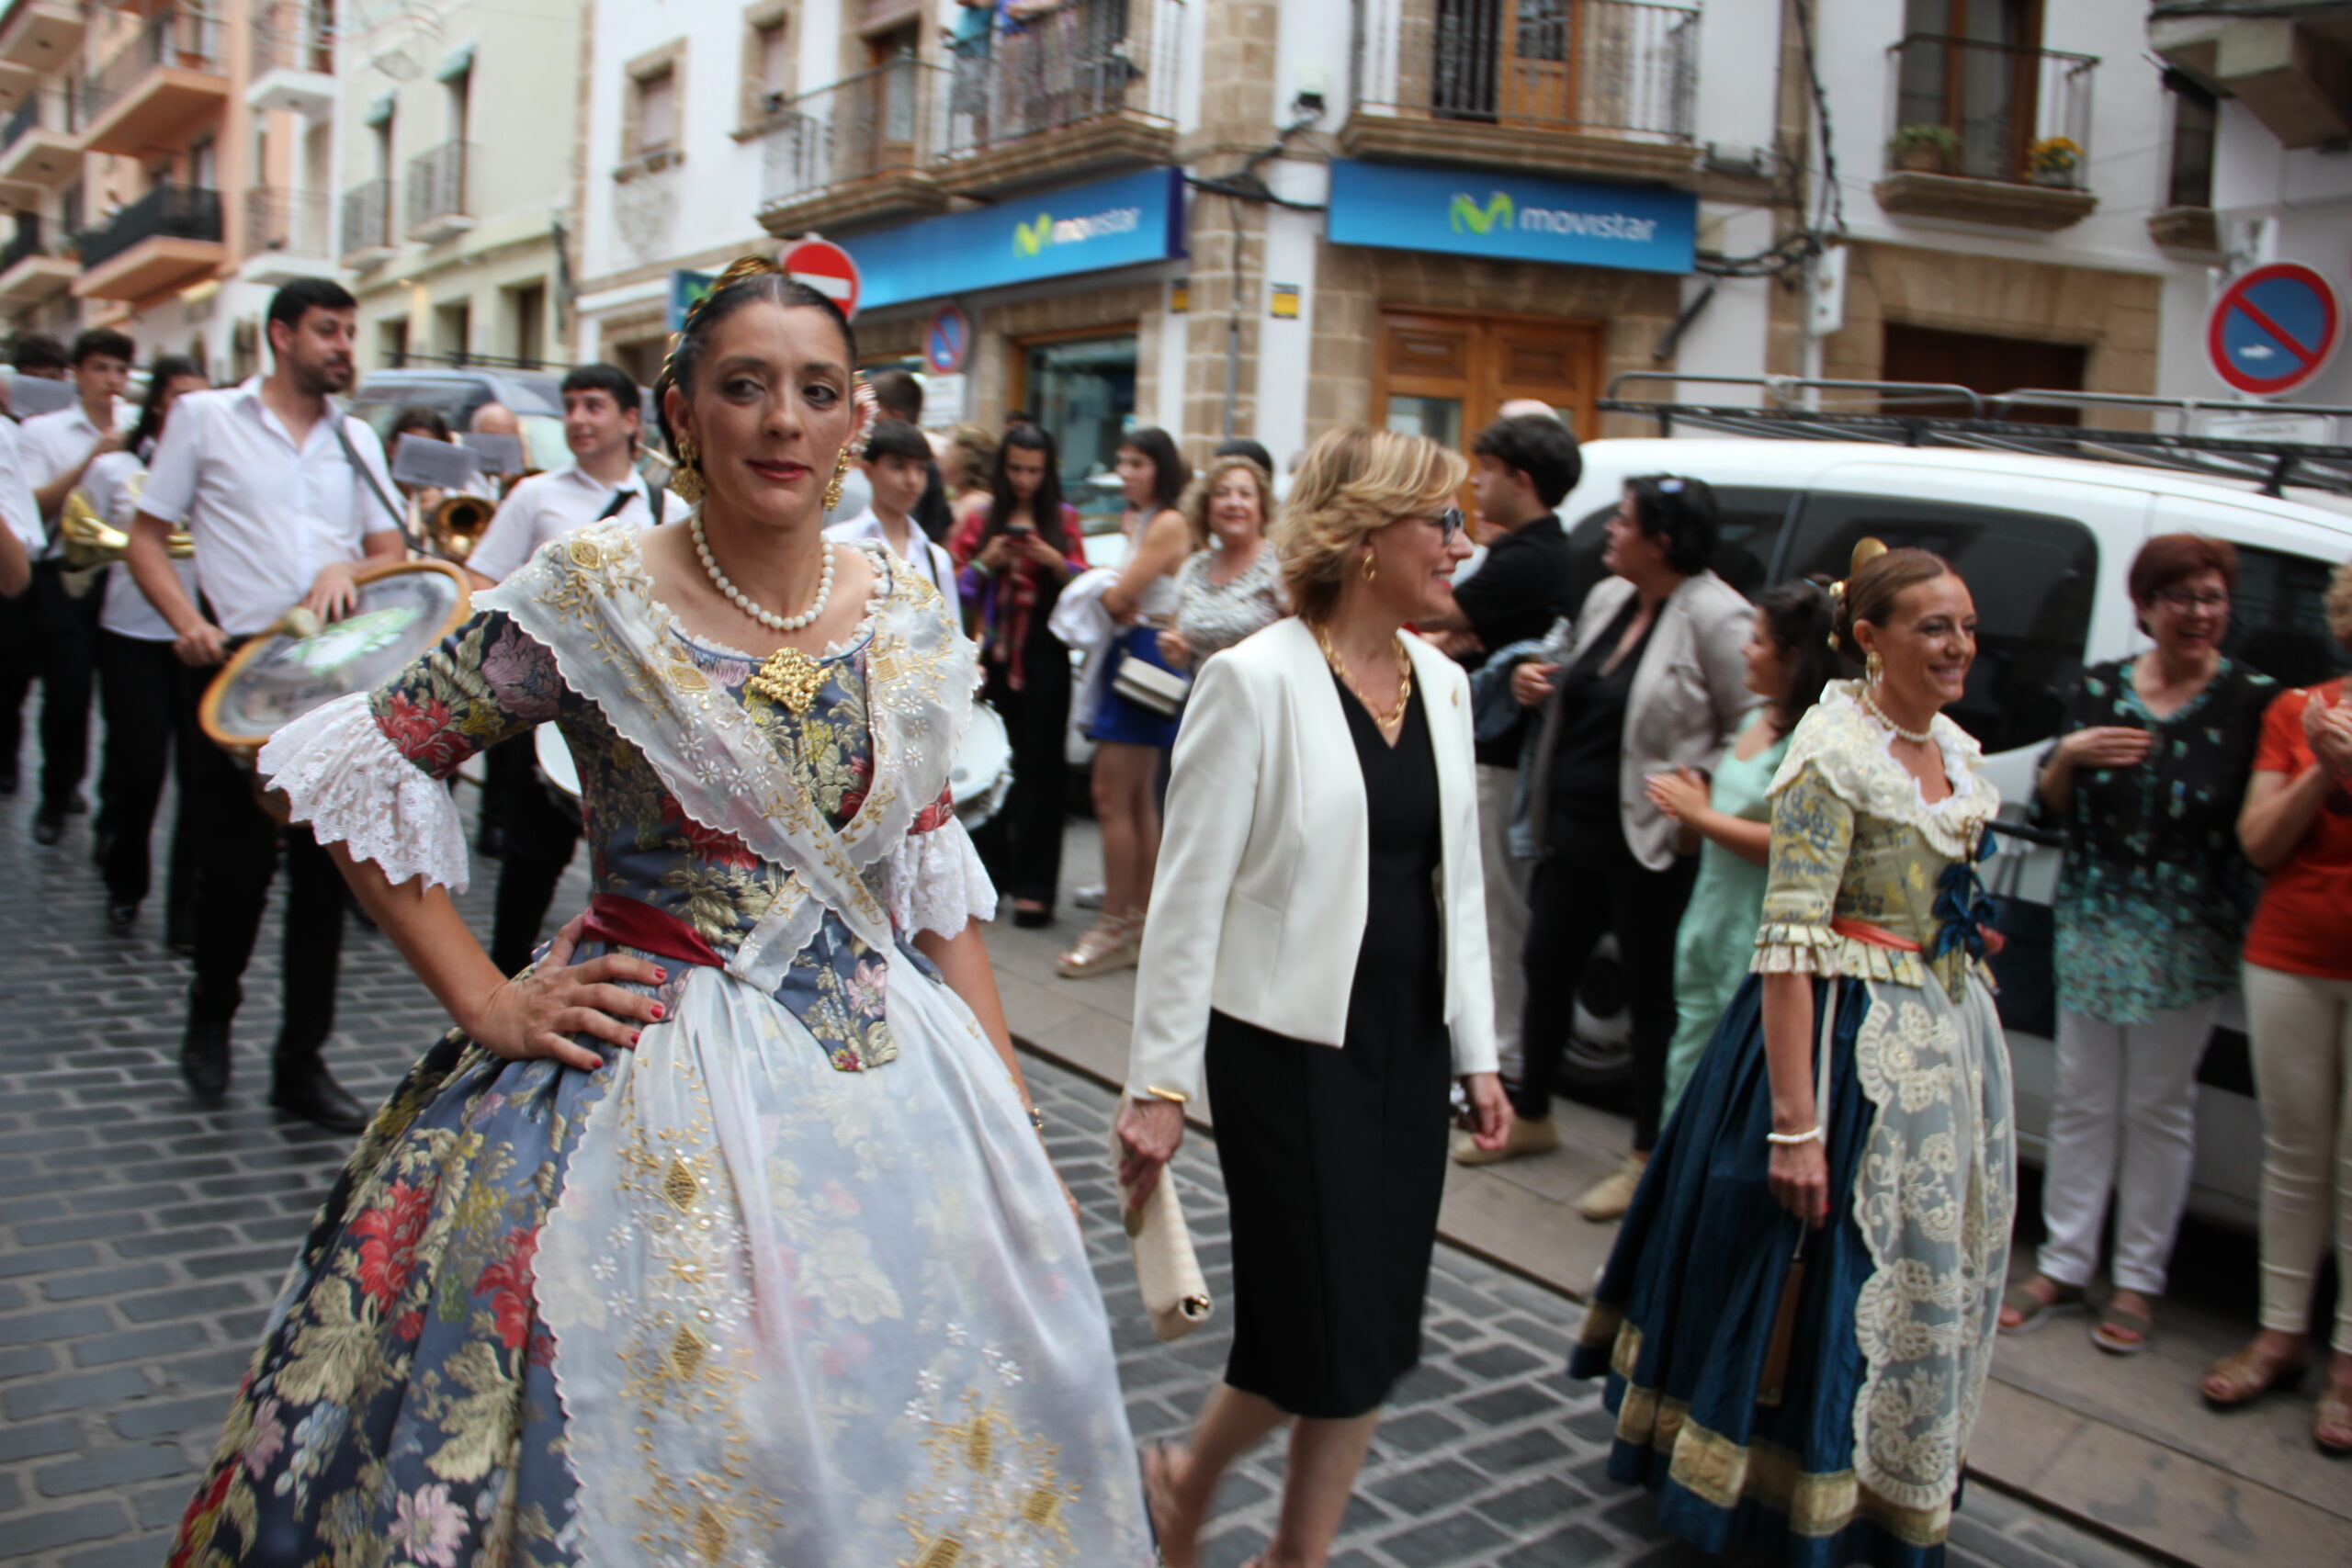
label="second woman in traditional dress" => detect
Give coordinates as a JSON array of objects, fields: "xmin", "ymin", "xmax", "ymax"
[{"xmin": 1571, "ymin": 545, "xmax": 2014, "ymax": 1567}]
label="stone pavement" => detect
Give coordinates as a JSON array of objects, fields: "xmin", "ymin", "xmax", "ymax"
[{"xmin": 0, "ymin": 763, "xmax": 2213, "ymax": 1567}]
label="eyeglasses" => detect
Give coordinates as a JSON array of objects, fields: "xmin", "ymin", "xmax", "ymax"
[
  {"xmin": 2154, "ymin": 590, "xmax": 2230, "ymax": 611},
  {"xmin": 1429, "ymin": 507, "xmax": 1464, "ymax": 544}
]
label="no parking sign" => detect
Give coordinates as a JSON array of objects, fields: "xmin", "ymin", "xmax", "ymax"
[{"xmin": 2207, "ymin": 263, "xmax": 2342, "ymax": 398}]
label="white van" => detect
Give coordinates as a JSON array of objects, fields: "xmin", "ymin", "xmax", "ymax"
[{"xmin": 1545, "ymin": 436, "xmax": 2352, "ymax": 1230}]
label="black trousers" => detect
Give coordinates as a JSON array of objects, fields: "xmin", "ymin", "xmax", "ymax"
[
  {"xmin": 487, "ymin": 730, "xmax": 582, "ymax": 976},
  {"xmin": 183, "ymin": 696, "xmax": 345, "ymax": 1069},
  {"xmin": 93, "ymin": 630, "xmax": 202, "ymax": 919},
  {"xmin": 29, "ymin": 559, "xmax": 101, "ymax": 808},
  {"xmin": 969, "ymin": 649, "xmax": 1069, "ymax": 910},
  {"xmin": 1514, "ymin": 837, "xmax": 1698, "ymax": 1152},
  {"xmin": 0, "ymin": 580, "xmax": 36, "ymax": 784}
]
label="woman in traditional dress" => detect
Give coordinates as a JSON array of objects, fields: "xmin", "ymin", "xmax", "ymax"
[
  {"xmin": 1569, "ymin": 544, "xmax": 2014, "ymax": 1566},
  {"xmin": 165, "ymin": 259, "xmax": 1156, "ymax": 1567}
]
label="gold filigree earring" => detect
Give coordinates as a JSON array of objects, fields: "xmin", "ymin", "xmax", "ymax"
[
  {"xmin": 671, "ymin": 433, "xmax": 705, "ymax": 506},
  {"xmin": 1865, "ymin": 649, "xmax": 1884, "ymax": 686},
  {"xmin": 823, "ymin": 446, "xmax": 854, "ymax": 512},
  {"xmin": 1361, "ymin": 552, "xmax": 1376, "ymax": 583}
]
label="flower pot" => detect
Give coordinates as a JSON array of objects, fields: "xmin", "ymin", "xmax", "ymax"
[
  {"xmin": 1897, "ymin": 147, "xmax": 1950, "ymax": 175},
  {"xmin": 2031, "ymin": 168, "xmax": 2075, "ymax": 189}
]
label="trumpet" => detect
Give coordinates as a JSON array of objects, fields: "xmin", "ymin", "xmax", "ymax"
[
  {"xmin": 424, "ymin": 492, "xmax": 497, "ymax": 563},
  {"xmin": 59, "ymin": 482, "xmax": 191, "ymax": 570}
]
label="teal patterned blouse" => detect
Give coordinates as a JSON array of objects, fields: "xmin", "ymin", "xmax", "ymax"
[{"xmin": 2041, "ymin": 656, "xmax": 2274, "ymax": 1024}]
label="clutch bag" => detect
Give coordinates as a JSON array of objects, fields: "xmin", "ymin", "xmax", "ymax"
[
  {"xmin": 1112, "ymin": 653, "xmax": 1191, "ymax": 716},
  {"xmin": 1111, "ymin": 1128, "xmax": 1213, "ymax": 1342}
]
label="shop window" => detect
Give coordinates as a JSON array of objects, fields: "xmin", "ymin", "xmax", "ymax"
[
  {"xmin": 1781, "ymin": 491, "xmax": 2098, "ymax": 756},
  {"xmin": 2226, "ymin": 545, "xmax": 2352, "ymax": 688},
  {"xmin": 2165, "ymin": 70, "xmax": 2217, "ymax": 211},
  {"xmin": 1566, "ymin": 487, "xmax": 1794, "ymax": 614},
  {"xmin": 1014, "ymin": 331, "xmax": 1136, "ymax": 530}
]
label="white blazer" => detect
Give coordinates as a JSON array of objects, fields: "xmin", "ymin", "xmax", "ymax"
[{"xmin": 1124, "ymin": 616, "xmax": 1499, "ymax": 1104}]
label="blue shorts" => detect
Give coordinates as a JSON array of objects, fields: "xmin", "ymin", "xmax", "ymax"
[{"xmin": 1087, "ymin": 625, "xmax": 1183, "ymax": 749}]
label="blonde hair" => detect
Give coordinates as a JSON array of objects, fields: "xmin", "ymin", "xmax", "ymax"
[
  {"xmin": 945, "ymin": 422, "xmax": 996, "ymax": 493},
  {"xmin": 1274, "ymin": 427, "xmax": 1467, "ymax": 623},
  {"xmin": 1185, "ymin": 454, "xmax": 1275, "ymax": 550},
  {"xmin": 2329, "ymin": 558, "xmax": 2352, "ymax": 653}
]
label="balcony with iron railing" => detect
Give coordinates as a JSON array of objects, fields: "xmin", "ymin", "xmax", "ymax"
[
  {"xmin": 928, "ymin": 0, "xmax": 1183, "ymax": 198},
  {"xmin": 72, "ymin": 181, "xmax": 223, "ymax": 300},
  {"xmin": 1347, "ymin": 0, "xmax": 1700, "ymax": 184},
  {"xmin": 0, "ymin": 85, "xmax": 83, "ymax": 190},
  {"xmin": 0, "ymin": 0, "xmax": 87, "ymax": 77},
  {"xmin": 339, "ymin": 175, "xmax": 392, "ymax": 264},
  {"xmin": 0, "ymin": 209, "xmax": 74, "ymax": 303},
  {"xmin": 78, "ymin": 6, "xmax": 228, "ymax": 160},
  {"xmin": 241, "ymin": 186, "xmax": 334, "ymax": 284},
  {"xmin": 405, "ymin": 140, "xmax": 474, "ymax": 244},
  {"xmin": 1876, "ymin": 33, "xmax": 2098, "ymax": 231},
  {"xmin": 247, "ymin": 1, "xmax": 334, "ymax": 118},
  {"xmin": 752, "ymin": 55, "xmax": 954, "ymax": 239}
]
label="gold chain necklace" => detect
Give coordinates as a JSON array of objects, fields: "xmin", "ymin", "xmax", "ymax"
[{"xmin": 1315, "ymin": 621, "xmax": 1411, "ymax": 732}]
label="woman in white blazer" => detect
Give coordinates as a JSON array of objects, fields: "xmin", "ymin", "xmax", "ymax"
[
  {"xmin": 1116, "ymin": 427, "xmax": 1512, "ymax": 1568},
  {"xmin": 1475, "ymin": 476, "xmax": 1758, "ymax": 1224}
]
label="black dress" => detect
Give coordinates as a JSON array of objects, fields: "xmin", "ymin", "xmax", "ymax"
[{"xmin": 1204, "ymin": 671, "xmax": 1453, "ymax": 1419}]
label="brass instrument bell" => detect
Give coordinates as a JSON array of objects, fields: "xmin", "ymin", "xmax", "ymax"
[
  {"xmin": 57, "ymin": 471, "xmax": 190, "ymax": 570},
  {"xmin": 426, "ymin": 492, "xmax": 497, "ymax": 563}
]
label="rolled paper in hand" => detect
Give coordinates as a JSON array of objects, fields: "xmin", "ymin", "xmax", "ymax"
[{"xmin": 1112, "ymin": 1129, "xmax": 1213, "ymax": 1343}]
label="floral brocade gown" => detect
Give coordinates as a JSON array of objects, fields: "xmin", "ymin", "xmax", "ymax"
[{"xmin": 166, "ymin": 528, "xmax": 1154, "ymax": 1568}]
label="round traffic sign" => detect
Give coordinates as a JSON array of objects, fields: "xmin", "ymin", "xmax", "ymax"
[
  {"xmin": 2207, "ymin": 263, "xmax": 2341, "ymax": 398},
  {"xmin": 781, "ymin": 237, "xmax": 861, "ymax": 320},
  {"xmin": 925, "ymin": 305, "xmax": 968, "ymax": 375}
]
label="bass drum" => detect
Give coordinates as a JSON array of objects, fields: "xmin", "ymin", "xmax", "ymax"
[
  {"xmin": 951, "ymin": 700, "xmax": 1013, "ymax": 829},
  {"xmin": 535, "ymin": 720, "xmax": 581, "ymax": 811},
  {"xmin": 201, "ymin": 560, "xmax": 473, "ymax": 819}
]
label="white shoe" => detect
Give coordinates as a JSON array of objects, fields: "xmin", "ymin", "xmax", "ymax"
[{"xmin": 1073, "ymin": 884, "xmax": 1106, "ymax": 911}]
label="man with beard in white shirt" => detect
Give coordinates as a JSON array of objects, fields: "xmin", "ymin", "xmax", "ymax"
[
  {"xmin": 123, "ymin": 279, "xmax": 403, "ymax": 1132},
  {"xmin": 462, "ymin": 363, "xmax": 662, "ymax": 974}
]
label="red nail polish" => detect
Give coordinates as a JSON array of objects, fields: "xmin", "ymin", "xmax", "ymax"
[
  {"xmin": 650, "ymin": 1003, "xmax": 665, "ymax": 1021},
  {"xmin": 653, "ymin": 968, "xmax": 668, "ymax": 982},
  {"xmin": 630, "ymin": 1032, "xmax": 642, "ymax": 1046}
]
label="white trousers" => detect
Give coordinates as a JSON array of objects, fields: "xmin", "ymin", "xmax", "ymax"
[
  {"xmin": 1476, "ymin": 762, "xmax": 1532, "ymax": 1081},
  {"xmin": 2243, "ymin": 962, "xmax": 2352, "ymax": 1351},
  {"xmin": 2037, "ymin": 1000, "xmax": 2218, "ymax": 1296}
]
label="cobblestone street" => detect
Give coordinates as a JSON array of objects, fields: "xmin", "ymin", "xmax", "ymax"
[{"xmin": 0, "ymin": 774, "xmax": 2164, "ymax": 1568}]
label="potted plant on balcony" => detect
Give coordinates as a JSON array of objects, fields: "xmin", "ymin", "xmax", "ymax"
[
  {"xmin": 2027, "ymin": 136, "xmax": 2082, "ymax": 189},
  {"xmin": 1888, "ymin": 123, "xmax": 1960, "ymax": 175}
]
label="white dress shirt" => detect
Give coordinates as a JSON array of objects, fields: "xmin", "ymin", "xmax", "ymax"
[
  {"xmin": 824, "ymin": 506, "xmax": 960, "ymax": 620},
  {"xmin": 0, "ymin": 421, "xmax": 40, "ymax": 557},
  {"xmin": 19, "ymin": 400, "xmax": 122, "ymax": 558},
  {"xmin": 139, "ymin": 378, "xmax": 401, "ymax": 637},
  {"xmin": 465, "ymin": 462, "xmax": 661, "ymax": 584},
  {"xmin": 92, "ymin": 450, "xmax": 191, "ymax": 641}
]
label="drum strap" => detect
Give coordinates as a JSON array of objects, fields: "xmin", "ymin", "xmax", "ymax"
[
  {"xmin": 334, "ymin": 417, "xmax": 418, "ymax": 552},
  {"xmin": 594, "ymin": 481, "xmax": 664, "ymax": 527}
]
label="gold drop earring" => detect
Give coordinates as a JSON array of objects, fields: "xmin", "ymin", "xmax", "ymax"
[
  {"xmin": 671, "ymin": 433, "xmax": 705, "ymax": 506},
  {"xmin": 1865, "ymin": 649, "xmax": 1884, "ymax": 686},
  {"xmin": 823, "ymin": 447, "xmax": 854, "ymax": 512}
]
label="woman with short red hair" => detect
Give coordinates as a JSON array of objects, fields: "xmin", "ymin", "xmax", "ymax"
[{"xmin": 2003, "ymin": 535, "xmax": 2273, "ymax": 1356}]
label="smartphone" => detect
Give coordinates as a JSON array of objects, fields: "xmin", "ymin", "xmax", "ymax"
[{"xmin": 1007, "ymin": 521, "xmax": 1036, "ymax": 537}]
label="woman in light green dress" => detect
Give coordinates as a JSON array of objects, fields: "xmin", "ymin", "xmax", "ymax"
[{"xmin": 1649, "ymin": 581, "xmax": 1840, "ymax": 1119}]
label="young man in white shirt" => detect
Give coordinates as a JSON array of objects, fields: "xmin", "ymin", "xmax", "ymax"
[
  {"xmin": 17, "ymin": 328, "xmax": 131, "ymax": 844},
  {"xmin": 0, "ymin": 335, "xmax": 65, "ymax": 797},
  {"xmin": 463, "ymin": 363, "xmax": 662, "ymax": 975},
  {"xmin": 124, "ymin": 278, "xmax": 404, "ymax": 1132},
  {"xmin": 825, "ymin": 418, "xmax": 960, "ymax": 617}
]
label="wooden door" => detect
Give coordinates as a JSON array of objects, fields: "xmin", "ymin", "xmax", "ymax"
[
  {"xmin": 1500, "ymin": 0, "xmax": 1574, "ymax": 127},
  {"xmin": 1374, "ymin": 307, "xmax": 1603, "ymax": 452}
]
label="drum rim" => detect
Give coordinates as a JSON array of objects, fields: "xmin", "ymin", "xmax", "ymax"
[{"xmin": 199, "ymin": 558, "xmax": 475, "ymax": 757}]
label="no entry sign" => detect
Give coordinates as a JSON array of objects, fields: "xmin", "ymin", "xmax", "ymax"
[
  {"xmin": 2208, "ymin": 263, "xmax": 2341, "ymax": 398},
  {"xmin": 781, "ymin": 237, "xmax": 862, "ymax": 319}
]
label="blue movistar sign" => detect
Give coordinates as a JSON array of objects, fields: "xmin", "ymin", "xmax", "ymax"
[
  {"xmin": 842, "ymin": 166, "xmax": 1185, "ymax": 311},
  {"xmin": 1327, "ymin": 159, "xmax": 1695, "ymax": 275}
]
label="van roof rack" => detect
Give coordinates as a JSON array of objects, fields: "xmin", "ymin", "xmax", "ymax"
[{"xmin": 1599, "ymin": 374, "xmax": 2352, "ymax": 500}]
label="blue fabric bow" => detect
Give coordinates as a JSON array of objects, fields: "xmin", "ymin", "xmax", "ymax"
[{"xmin": 1928, "ymin": 825, "xmax": 2000, "ymax": 964}]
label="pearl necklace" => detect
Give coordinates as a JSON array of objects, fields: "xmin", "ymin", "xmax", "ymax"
[
  {"xmin": 692, "ymin": 511, "xmax": 835, "ymax": 632},
  {"xmin": 1861, "ymin": 687, "xmax": 1936, "ymax": 746}
]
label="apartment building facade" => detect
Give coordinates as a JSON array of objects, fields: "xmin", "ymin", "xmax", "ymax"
[
  {"xmin": 0, "ymin": 0, "xmax": 337, "ymax": 378},
  {"xmin": 330, "ymin": 0, "xmax": 578, "ymax": 376}
]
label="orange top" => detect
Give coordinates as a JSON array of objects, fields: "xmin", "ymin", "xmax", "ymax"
[{"xmin": 2244, "ymin": 680, "xmax": 2352, "ymax": 979}]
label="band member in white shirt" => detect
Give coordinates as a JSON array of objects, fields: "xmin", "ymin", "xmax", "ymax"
[
  {"xmin": 123, "ymin": 279, "xmax": 403, "ymax": 1132},
  {"xmin": 462, "ymin": 363, "xmax": 662, "ymax": 974},
  {"xmin": 18, "ymin": 328, "xmax": 132, "ymax": 845},
  {"xmin": 90, "ymin": 356, "xmax": 209, "ymax": 940},
  {"xmin": 824, "ymin": 418, "xmax": 960, "ymax": 617},
  {"xmin": 0, "ymin": 335, "xmax": 65, "ymax": 795}
]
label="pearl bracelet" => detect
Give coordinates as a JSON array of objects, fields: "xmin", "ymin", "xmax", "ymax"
[{"xmin": 1766, "ymin": 1126, "xmax": 1823, "ymax": 1146}]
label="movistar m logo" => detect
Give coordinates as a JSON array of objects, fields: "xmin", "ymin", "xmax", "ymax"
[
  {"xmin": 1451, "ymin": 191, "xmax": 1514, "ymax": 235},
  {"xmin": 1012, "ymin": 204, "xmax": 1144, "ymax": 258}
]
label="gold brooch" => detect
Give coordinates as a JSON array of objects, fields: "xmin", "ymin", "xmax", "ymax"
[{"xmin": 749, "ymin": 646, "xmax": 825, "ymax": 714}]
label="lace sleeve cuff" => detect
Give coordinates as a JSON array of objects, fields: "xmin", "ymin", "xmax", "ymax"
[
  {"xmin": 1750, "ymin": 922, "xmax": 1923, "ymax": 985},
  {"xmin": 259, "ymin": 691, "xmax": 471, "ymax": 893},
  {"xmin": 882, "ymin": 816, "xmax": 998, "ymax": 942}
]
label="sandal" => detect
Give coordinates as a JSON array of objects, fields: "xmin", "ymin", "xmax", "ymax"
[
  {"xmin": 1141, "ymin": 1440, "xmax": 1195, "ymax": 1566},
  {"xmin": 2090, "ymin": 1296, "xmax": 2155, "ymax": 1357},
  {"xmin": 2201, "ymin": 1341, "xmax": 2309, "ymax": 1410},
  {"xmin": 1997, "ymin": 1277, "xmax": 2086, "ymax": 1335},
  {"xmin": 2317, "ymin": 1383, "xmax": 2352, "ymax": 1457}
]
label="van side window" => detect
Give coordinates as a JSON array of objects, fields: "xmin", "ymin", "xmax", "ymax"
[
  {"xmin": 2226, "ymin": 545, "xmax": 2352, "ymax": 688},
  {"xmin": 1566, "ymin": 486, "xmax": 1794, "ymax": 614},
  {"xmin": 1783, "ymin": 493, "xmax": 2098, "ymax": 755}
]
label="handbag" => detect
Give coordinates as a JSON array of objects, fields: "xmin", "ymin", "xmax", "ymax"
[
  {"xmin": 1112, "ymin": 647, "xmax": 1191, "ymax": 716},
  {"xmin": 1110, "ymin": 1128, "xmax": 1213, "ymax": 1343},
  {"xmin": 1984, "ymin": 820, "xmax": 2057, "ymax": 1041}
]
